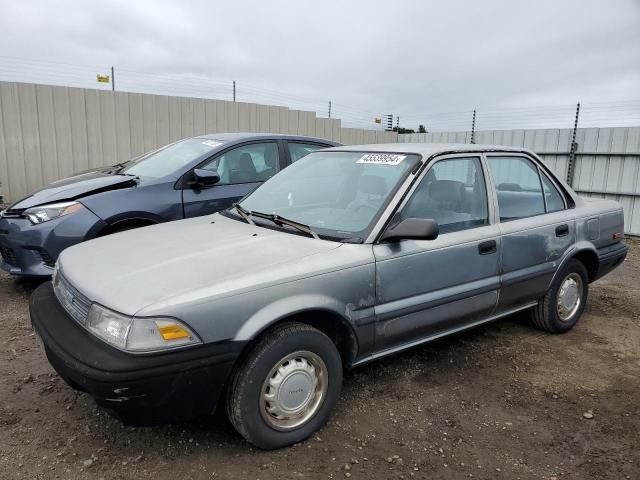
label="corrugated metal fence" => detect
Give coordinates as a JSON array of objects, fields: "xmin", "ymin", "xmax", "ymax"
[
  {"xmin": 0, "ymin": 81, "xmax": 398, "ymax": 203},
  {"xmin": 399, "ymin": 128, "xmax": 640, "ymax": 235}
]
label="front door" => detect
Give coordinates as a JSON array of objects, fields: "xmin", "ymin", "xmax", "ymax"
[
  {"xmin": 373, "ymin": 155, "xmax": 501, "ymax": 353},
  {"xmin": 182, "ymin": 141, "xmax": 281, "ymax": 218},
  {"xmin": 485, "ymin": 154, "xmax": 575, "ymax": 311}
]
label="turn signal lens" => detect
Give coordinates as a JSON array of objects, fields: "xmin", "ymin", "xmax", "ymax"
[
  {"xmin": 125, "ymin": 318, "xmax": 201, "ymax": 352},
  {"xmin": 158, "ymin": 323, "xmax": 191, "ymax": 340}
]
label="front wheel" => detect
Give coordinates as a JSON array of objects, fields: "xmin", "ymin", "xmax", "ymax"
[
  {"xmin": 530, "ymin": 259, "xmax": 589, "ymax": 333},
  {"xmin": 226, "ymin": 322, "xmax": 343, "ymax": 449}
]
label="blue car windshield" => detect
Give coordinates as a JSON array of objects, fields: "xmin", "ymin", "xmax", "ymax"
[
  {"xmin": 238, "ymin": 151, "xmax": 420, "ymax": 240},
  {"xmin": 121, "ymin": 138, "xmax": 222, "ymax": 178}
]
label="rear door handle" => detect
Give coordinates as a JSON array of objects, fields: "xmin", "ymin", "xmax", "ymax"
[
  {"xmin": 478, "ymin": 240, "xmax": 497, "ymax": 255},
  {"xmin": 555, "ymin": 224, "xmax": 569, "ymax": 237}
]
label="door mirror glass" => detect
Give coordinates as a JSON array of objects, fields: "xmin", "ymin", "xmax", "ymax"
[
  {"xmin": 380, "ymin": 218, "xmax": 439, "ymax": 242},
  {"xmin": 193, "ymin": 169, "xmax": 220, "ymax": 188}
]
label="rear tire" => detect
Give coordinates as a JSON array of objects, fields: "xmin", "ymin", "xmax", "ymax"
[
  {"xmin": 226, "ymin": 322, "xmax": 343, "ymax": 450},
  {"xmin": 530, "ymin": 259, "xmax": 589, "ymax": 333}
]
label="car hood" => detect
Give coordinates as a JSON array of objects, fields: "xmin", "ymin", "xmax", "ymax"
[
  {"xmin": 9, "ymin": 169, "xmax": 137, "ymax": 210},
  {"xmin": 58, "ymin": 213, "xmax": 343, "ymax": 316}
]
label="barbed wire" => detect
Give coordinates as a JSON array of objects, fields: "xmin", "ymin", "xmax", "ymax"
[{"xmin": 0, "ymin": 56, "xmax": 638, "ymax": 131}]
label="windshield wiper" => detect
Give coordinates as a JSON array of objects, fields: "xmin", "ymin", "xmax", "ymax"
[
  {"xmin": 233, "ymin": 203, "xmax": 255, "ymax": 225},
  {"xmin": 241, "ymin": 208, "xmax": 319, "ymax": 239}
]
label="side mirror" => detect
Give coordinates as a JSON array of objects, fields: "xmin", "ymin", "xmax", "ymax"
[
  {"xmin": 380, "ymin": 218, "xmax": 439, "ymax": 242},
  {"xmin": 193, "ymin": 169, "xmax": 220, "ymax": 188}
]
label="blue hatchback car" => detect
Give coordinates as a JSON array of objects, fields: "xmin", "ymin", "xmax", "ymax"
[{"xmin": 0, "ymin": 133, "xmax": 339, "ymax": 277}]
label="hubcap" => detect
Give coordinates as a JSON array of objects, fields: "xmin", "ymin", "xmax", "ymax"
[
  {"xmin": 260, "ymin": 351, "xmax": 328, "ymax": 431},
  {"xmin": 557, "ymin": 273, "xmax": 583, "ymax": 321}
]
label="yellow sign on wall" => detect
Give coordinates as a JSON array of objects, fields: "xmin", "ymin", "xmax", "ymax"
[{"xmin": 96, "ymin": 74, "xmax": 110, "ymax": 83}]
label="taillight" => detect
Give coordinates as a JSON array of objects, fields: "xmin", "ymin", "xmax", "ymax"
[{"xmin": 613, "ymin": 232, "xmax": 624, "ymax": 240}]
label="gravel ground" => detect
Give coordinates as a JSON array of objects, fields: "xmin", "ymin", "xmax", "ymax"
[{"xmin": 1, "ymin": 240, "xmax": 639, "ymax": 480}]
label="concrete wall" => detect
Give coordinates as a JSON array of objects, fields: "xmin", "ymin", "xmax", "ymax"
[
  {"xmin": 399, "ymin": 127, "xmax": 640, "ymax": 235},
  {"xmin": 0, "ymin": 81, "xmax": 398, "ymax": 203}
]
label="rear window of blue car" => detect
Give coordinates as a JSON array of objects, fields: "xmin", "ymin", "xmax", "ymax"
[{"xmin": 121, "ymin": 138, "xmax": 223, "ymax": 178}]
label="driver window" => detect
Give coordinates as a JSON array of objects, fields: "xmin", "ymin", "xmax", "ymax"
[
  {"xmin": 200, "ymin": 142, "xmax": 279, "ymax": 185},
  {"xmin": 401, "ymin": 157, "xmax": 489, "ymax": 233}
]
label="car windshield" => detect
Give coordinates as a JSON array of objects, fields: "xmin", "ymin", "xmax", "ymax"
[
  {"xmin": 121, "ymin": 138, "xmax": 223, "ymax": 178},
  {"xmin": 237, "ymin": 151, "xmax": 420, "ymax": 240}
]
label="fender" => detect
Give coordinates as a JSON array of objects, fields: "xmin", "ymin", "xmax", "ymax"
[
  {"xmin": 233, "ymin": 293, "xmax": 366, "ymax": 353},
  {"xmin": 102, "ymin": 211, "xmax": 165, "ymax": 227},
  {"xmin": 546, "ymin": 240, "xmax": 598, "ymax": 289}
]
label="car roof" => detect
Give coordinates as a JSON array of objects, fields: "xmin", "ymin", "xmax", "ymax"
[
  {"xmin": 195, "ymin": 132, "xmax": 340, "ymax": 145},
  {"xmin": 324, "ymin": 142, "xmax": 530, "ymax": 157}
]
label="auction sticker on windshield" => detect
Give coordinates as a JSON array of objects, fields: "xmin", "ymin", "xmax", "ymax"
[{"xmin": 357, "ymin": 153, "xmax": 407, "ymax": 165}]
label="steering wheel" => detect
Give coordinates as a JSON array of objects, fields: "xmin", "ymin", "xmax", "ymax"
[{"xmin": 346, "ymin": 199, "xmax": 378, "ymax": 217}]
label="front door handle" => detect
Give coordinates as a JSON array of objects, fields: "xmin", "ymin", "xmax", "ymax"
[
  {"xmin": 478, "ymin": 240, "xmax": 497, "ymax": 255},
  {"xmin": 555, "ymin": 224, "xmax": 569, "ymax": 237}
]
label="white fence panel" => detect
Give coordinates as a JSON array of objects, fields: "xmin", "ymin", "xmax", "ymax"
[{"xmin": 0, "ymin": 81, "xmax": 398, "ymax": 203}]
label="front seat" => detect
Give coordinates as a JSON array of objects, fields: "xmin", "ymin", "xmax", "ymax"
[
  {"xmin": 229, "ymin": 153, "xmax": 257, "ymax": 184},
  {"xmin": 259, "ymin": 147, "xmax": 278, "ymax": 181}
]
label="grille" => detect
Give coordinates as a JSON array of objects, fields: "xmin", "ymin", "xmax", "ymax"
[
  {"xmin": 0, "ymin": 244, "xmax": 17, "ymax": 266},
  {"xmin": 53, "ymin": 272, "xmax": 92, "ymax": 325}
]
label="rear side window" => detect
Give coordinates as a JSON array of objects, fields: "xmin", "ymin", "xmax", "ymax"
[
  {"xmin": 487, "ymin": 156, "xmax": 545, "ymax": 221},
  {"xmin": 540, "ymin": 172, "xmax": 565, "ymax": 213},
  {"xmin": 288, "ymin": 142, "xmax": 327, "ymax": 163}
]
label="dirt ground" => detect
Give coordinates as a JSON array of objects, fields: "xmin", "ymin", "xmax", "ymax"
[{"xmin": 1, "ymin": 241, "xmax": 638, "ymax": 480}]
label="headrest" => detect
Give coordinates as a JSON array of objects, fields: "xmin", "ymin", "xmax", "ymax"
[
  {"xmin": 233, "ymin": 153, "xmax": 256, "ymax": 173},
  {"xmin": 428, "ymin": 179, "xmax": 465, "ymax": 203},
  {"xmin": 497, "ymin": 182, "xmax": 522, "ymax": 192},
  {"xmin": 264, "ymin": 147, "xmax": 277, "ymax": 168},
  {"xmin": 359, "ymin": 175, "xmax": 386, "ymax": 195}
]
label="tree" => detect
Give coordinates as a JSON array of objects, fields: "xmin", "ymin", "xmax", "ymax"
[
  {"xmin": 392, "ymin": 126, "xmax": 415, "ymax": 134},
  {"xmin": 418, "ymin": 124, "xmax": 427, "ymax": 133}
]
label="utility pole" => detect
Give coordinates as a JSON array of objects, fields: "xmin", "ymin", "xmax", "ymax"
[
  {"xmin": 470, "ymin": 109, "xmax": 476, "ymax": 144},
  {"xmin": 111, "ymin": 66, "xmax": 115, "ymax": 92},
  {"xmin": 566, "ymin": 102, "xmax": 581, "ymax": 186},
  {"xmin": 328, "ymin": 101, "xmax": 332, "ymax": 118},
  {"xmin": 233, "ymin": 81, "xmax": 236, "ymax": 102}
]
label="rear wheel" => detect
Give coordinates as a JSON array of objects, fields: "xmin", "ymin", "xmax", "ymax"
[
  {"xmin": 226, "ymin": 322, "xmax": 342, "ymax": 449},
  {"xmin": 530, "ymin": 259, "xmax": 589, "ymax": 333}
]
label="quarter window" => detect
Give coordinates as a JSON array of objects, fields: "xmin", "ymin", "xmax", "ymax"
[
  {"xmin": 200, "ymin": 142, "xmax": 279, "ymax": 184},
  {"xmin": 540, "ymin": 172, "xmax": 565, "ymax": 213},
  {"xmin": 288, "ymin": 142, "xmax": 327, "ymax": 163},
  {"xmin": 401, "ymin": 157, "xmax": 489, "ymax": 233},
  {"xmin": 487, "ymin": 156, "xmax": 545, "ymax": 221}
]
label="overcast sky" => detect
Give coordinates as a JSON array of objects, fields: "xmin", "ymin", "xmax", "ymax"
[{"xmin": 0, "ymin": 0, "xmax": 639, "ymax": 130}]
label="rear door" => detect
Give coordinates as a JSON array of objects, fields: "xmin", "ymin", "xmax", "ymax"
[
  {"xmin": 181, "ymin": 140, "xmax": 282, "ymax": 218},
  {"xmin": 485, "ymin": 153, "xmax": 575, "ymax": 311},
  {"xmin": 373, "ymin": 154, "xmax": 501, "ymax": 353}
]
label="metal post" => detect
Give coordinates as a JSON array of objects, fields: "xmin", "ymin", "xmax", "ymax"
[
  {"xmin": 233, "ymin": 81, "xmax": 236, "ymax": 102},
  {"xmin": 328, "ymin": 101, "xmax": 332, "ymax": 118},
  {"xmin": 566, "ymin": 102, "xmax": 580, "ymax": 186},
  {"xmin": 111, "ymin": 66, "xmax": 115, "ymax": 92},
  {"xmin": 470, "ymin": 109, "xmax": 476, "ymax": 144}
]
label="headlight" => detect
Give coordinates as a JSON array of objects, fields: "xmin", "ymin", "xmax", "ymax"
[
  {"xmin": 23, "ymin": 201, "xmax": 84, "ymax": 225},
  {"xmin": 86, "ymin": 303, "xmax": 202, "ymax": 353}
]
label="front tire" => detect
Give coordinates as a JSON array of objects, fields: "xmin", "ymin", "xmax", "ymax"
[
  {"xmin": 226, "ymin": 322, "xmax": 343, "ymax": 449},
  {"xmin": 530, "ymin": 259, "xmax": 589, "ymax": 333}
]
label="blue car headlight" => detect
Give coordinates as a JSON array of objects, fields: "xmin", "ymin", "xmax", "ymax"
[{"xmin": 23, "ymin": 201, "xmax": 85, "ymax": 225}]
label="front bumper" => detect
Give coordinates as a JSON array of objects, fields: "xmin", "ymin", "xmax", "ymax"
[
  {"xmin": 30, "ymin": 282, "xmax": 245, "ymax": 425},
  {"xmin": 0, "ymin": 207, "xmax": 106, "ymax": 277}
]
